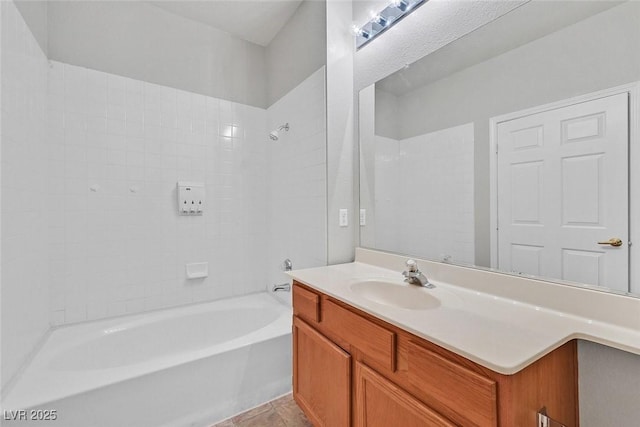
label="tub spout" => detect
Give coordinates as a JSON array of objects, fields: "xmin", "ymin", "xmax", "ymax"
[{"xmin": 272, "ymin": 283, "xmax": 291, "ymax": 292}]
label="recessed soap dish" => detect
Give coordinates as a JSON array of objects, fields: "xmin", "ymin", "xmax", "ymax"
[{"xmin": 186, "ymin": 262, "xmax": 208, "ymax": 279}]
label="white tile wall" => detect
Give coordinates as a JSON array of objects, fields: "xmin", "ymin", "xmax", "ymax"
[
  {"xmin": 372, "ymin": 135, "xmax": 401, "ymax": 252},
  {"xmin": 358, "ymin": 85, "xmax": 377, "ymax": 250},
  {"xmin": 47, "ymin": 61, "xmax": 270, "ymax": 325},
  {"xmin": 47, "ymin": 62, "xmax": 328, "ymax": 324},
  {"xmin": 267, "ymin": 68, "xmax": 327, "ymax": 302},
  {"xmin": 3, "ymin": 9, "xmax": 328, "ymax": 335},
  {"xmin": 1, "ymin": 0, "xmax": 50, "ymax": 390},
  {"xmin": 373, "ymin": 123, "xmax": 475, "ymax": 265}
]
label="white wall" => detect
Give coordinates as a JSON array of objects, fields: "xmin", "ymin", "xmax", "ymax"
[
  {"xmin": 42, "ymin": 1, "xmax": 330, "ymax": 322},
  {"xmin": 578, "ymin": 340, "xmax": 640, "ymax": 427},
  {"xmin": 363, "ymin": 124, "xmax": 475, "ymax": 265},
  {"xmin": 266, "ymin": 0, "xmax": 327, "ymax": 106},
  {"xmin": 47, "ymin": 1, "xmax": 268, "ymax": 109},
  {"xmin": 373, "ymin": 88, "xmax": 399, "ymax": 140},
  {"xmin": 1, "ymin": 0, "xmax": 4, "ymax": 393},
  {"xmin": 0, "ymin": 1, "xmax": 330, "ymax": 325},
  {"xmin": 398, "ymin": 124, "xmax": 474, "ymax": 264},
  {"xmin": 47, "ymin": 0, "xmax": 328, "ymax": 111},
  {"xmin": 397, "ymin": 1, "xmax": 640, "ymax": 140},
  {"xmin": 45, "ymin": 61, "xmax": 328, "ymax": 324},
  {"xmin": 267, "ymin": 67, "xmax": 327, "ymax": 302},
  {"xmin": 371, "ymin": 135, "xmax": 399, "ymax": 252},
  {"xmin": 46, "ymin": 61, "xmax": 270, "ymax": 324},
  {"xmin": 1, "ymin": 0, "xmax": 50, "ymax": 392},
  {"xmin": 358, "ymin": 84, "xmax": 377, "ymax": 250},
  {"xmin": 326, "ymin": 0, "xmax": 356, "ymax": 264},
  {"xmin": 13, "ymin": 0, "xmax": 47, "ymax": 55}
]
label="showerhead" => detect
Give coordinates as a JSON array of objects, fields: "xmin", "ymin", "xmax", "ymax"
[{"xmin": 269, "ymin": 123, "xmax": 289, "ymax": 141}]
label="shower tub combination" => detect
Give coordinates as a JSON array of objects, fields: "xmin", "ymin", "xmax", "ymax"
[{"xmin": 2, "ymin": 293, "xmax": 292, "ymax": 427}]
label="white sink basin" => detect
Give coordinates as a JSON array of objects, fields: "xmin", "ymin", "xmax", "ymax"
[{"xmin": 349, "ymin": 279, "xmax": 440, "ymax": 310}]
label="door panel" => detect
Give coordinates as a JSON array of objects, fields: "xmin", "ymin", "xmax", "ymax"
[{"xmin": 497, "ymin": 93, "xmax": 629, "ymax": 291}]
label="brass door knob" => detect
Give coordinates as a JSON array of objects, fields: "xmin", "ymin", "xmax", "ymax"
[{"xmin": 597, "ymin": 238, "xmax": 623, "ymax": 247}]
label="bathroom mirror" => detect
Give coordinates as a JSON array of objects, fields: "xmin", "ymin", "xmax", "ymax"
[{"xmin": 358, "ymin": 0, "xmax": 640, "ymax": 296}]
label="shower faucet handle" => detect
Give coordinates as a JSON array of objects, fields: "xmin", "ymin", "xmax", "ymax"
[{"xmin": 283, "ymin": 259, "xmax": 292, "ymax": 271}]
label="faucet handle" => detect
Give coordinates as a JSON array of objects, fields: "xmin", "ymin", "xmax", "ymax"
[
  {"xmin": 283, "ymin": 258, "xmax": 293, "ymax": 271},
  {"xmin": 406, "ymin": 259, "xmax": 418, "ymax": 272}
]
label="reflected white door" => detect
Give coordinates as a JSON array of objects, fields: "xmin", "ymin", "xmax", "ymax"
[{"xmin": 497, "ymin": 93, "xmax": 628, "ymax": 291}]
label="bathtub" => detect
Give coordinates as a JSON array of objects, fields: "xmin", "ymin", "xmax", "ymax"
[{"xmin": 1, "ymin": 293, "xmax": 292, "ymax": 427}]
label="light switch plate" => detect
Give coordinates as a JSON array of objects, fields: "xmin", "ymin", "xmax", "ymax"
[
  {"xmin": 339, "ymin": 209, "xmax": 348, "ymax": 227},
  {"xmin": 359, "ymin": 209, "xmax": 366, "ymax": 226}
]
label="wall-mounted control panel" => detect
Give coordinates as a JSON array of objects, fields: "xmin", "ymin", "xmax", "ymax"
[
  {"xmin": 177, "ymin": 182, "xmax": 205, "ymax": 215},
  {"xmin": 339, "ymin": 209, "xmax": 348, "ymax": 227}
]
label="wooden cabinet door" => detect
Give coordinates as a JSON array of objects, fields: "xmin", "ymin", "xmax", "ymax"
[
  {"xmin": 355, "ymin": 362, "xmax": 456, "ymax": 427},
  {"xmin": 293, "ymin": 316, "xmax": 351, "ymax": 427},
  {"xmin": 407, "ymin": 342, "xmax": 497, "ymax": 427}
]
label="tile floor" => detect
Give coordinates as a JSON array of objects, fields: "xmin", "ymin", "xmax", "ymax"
[{"xmin": 212, "ymin": 394, "xmax": 312, "ymax": 427}]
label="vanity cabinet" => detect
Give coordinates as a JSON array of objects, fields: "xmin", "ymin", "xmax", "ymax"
[
  {"xmin": 355, "ymin": 361, "xmax": 455, "ymax": 427},
  {"xmin": 292, "ymin": 281, "xmax": 579, "ymax": 427},
  {"xmin": 293, "ymin": 317, "xmax": 351, "ymax": 427}
]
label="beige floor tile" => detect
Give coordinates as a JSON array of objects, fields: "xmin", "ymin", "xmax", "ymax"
[
  {"xmin": 235, "ymin": 408, "xmax": 287, "ymax": 427},
  {"xmin": 270, "ymin": 393, "xmax": 294, "ymax": 408},
  {"xmin": 232, "ymin": 402, "xmax": 273, "ymax": 424},
  {"xmin": 211, "ymin": 393, "xmax": 311, "ymax": 427},
  {"xmin": 274, "ymin": 399, "xmax": 313, "ymax": 427}
]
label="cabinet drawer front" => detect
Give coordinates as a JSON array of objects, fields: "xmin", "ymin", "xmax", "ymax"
[
  {"xmin": 293, "ymin": 283, "xmax": 320, "ymax": 323},
  {"xmin": 408, "ymin": 342, "xmax": 497, "ymax": 427},
  {"xmin": 323, "ymin": 299, "xmax": 396, "ymax": 371}
]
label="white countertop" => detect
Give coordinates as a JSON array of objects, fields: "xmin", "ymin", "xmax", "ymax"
[{"xmin": 288, "ymin": 249, "xmax": 640, "ymax": 375}]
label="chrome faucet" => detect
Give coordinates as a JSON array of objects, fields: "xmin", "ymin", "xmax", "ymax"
[
  {"xmin": 273, "ymin": 259, "xmax": 293, "ymax": 292},
  {"xmin": 402, "ymin": 259, "xmax": 434, "ymax": 288}
]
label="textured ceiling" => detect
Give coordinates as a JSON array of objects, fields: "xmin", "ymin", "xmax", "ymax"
[
  {"xmin": 148, "ymin": 0, "xmax": 304, "ymax": 46},
  {"xmin": 376, "ymin": 0, "xmax": 623, "ymax": 96}
]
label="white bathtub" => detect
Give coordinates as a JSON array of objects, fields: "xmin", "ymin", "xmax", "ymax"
[{"xmin": 1, "ymin": 293, "xmax": 292, "ymax": 427}]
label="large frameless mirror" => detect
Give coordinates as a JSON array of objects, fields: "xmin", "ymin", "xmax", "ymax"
[{"xmin": 359, "ymin": 0, "xmax": 640, "ymax": 296}]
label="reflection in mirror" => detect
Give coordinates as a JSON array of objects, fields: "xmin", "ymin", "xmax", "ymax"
[{"xmin": 359, "ymin": 0, "xmax": 640, "ymax": 295}]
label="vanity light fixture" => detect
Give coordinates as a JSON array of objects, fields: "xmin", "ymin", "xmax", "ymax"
[{"xmin": 353, "ymin": 0, "xmax": 426, "ymax": 49}]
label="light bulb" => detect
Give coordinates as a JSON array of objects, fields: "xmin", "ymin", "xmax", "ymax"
[
  {"xmin": 373, "ymin": 14, "xmax": 387, "ymax": 26},
  {"xmin": 392, "ymin": 0, "xmax": 408, "ymax": 12}
]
